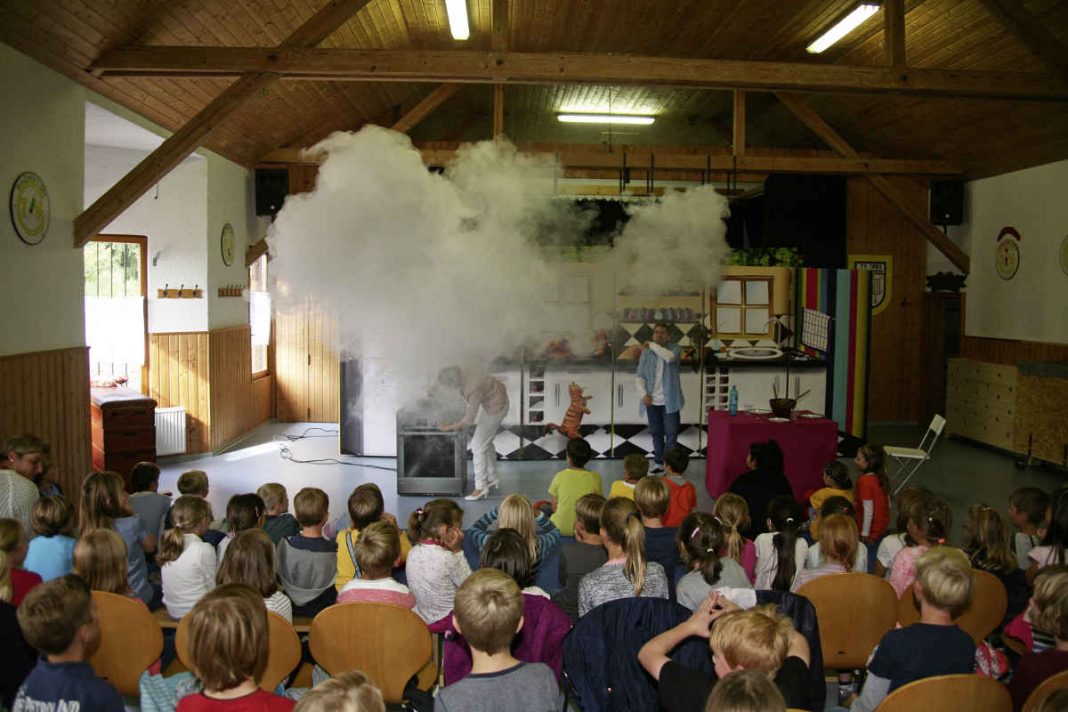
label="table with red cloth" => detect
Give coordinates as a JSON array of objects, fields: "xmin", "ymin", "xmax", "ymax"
[{"xmin": 705, "ymin": 409, "xmax": 839, "ymax": 498}]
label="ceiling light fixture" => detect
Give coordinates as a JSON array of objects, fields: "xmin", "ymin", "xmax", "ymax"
[
  {"xmin": 806, "ymin": 3, "xmax": 880, "ymax": 54},
  {"xmin": 557, "ymin": 113, "xmax": 656, "ymax": 125},
  {"xmin": 444, "ymin": 0, "xmax": 470, "ymax": 41}
]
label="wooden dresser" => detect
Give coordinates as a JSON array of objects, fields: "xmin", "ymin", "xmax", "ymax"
[{"xmin": 90, "ymin": 387, "xmax": 157, "ymax": 490}]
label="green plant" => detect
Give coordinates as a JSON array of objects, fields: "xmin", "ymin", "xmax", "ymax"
[{"xmin": 728, "ymin": 247, "xmax": 803, "ymax": 267}]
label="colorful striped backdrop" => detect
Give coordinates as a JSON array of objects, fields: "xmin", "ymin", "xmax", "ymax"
[{"xmin": 796, "ymin": 268, "xmax": 872, "ymax": 439}]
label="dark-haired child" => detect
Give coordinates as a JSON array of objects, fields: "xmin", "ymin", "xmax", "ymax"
[
  {"xmin": 277, "ymin": 487, "xmax": 338, "ymax": 617},
  {"xmin": 754, "ymin": 496, "xmax": 807, "ymax": 591},
  {"xmin": 808, "ymin": 461, "xmax": 852, "ymax": 540},
  {"xmin": 854, "ymin": 444, "xmax": 890, "ymax": 545},
  {"xmin": 873, "ymin": 487, "xmax": 931, "ymax": 579},
  {"xmin": 662, "ymin": 447, "xmax": 697, "ymax": 527},
  {"xmin": 129, "ymin": 462, "xmax": 172, "ymax": 544},
  {"xmin": 729, "ymin": 440, "xmax": 793, "ymax": 537},
  {"xmin": 24, "ymin": 497, "xmax": 76, "ymax": 581},
  {"xmin": 405, "ymin": 499, "xmax": 470, "ymax": 626},
  {"xmin": 215, "ymin": 493, "xmax": 265, "ymax": 563},
  {"xmin": 1010, "ymin": 486, "xmax": 1050, "ymax": 571},
  {"xmin": 608, "ymin": 453, "xmax": 647, "ymax": 500},
  {"xmin": 675, "ymin": 511, "xmax": 751, "ymax": 611},
  {"xmin": 1029, "ymin": 488, "xmax": 1068, "ymax": 586},
  {"xmin": 334, "ymin": 483, "xmax": 410, "ymax": 591},
  {"xmin": 888, "ymin": 496, "xmax": 953, "ymax": 597},
  {"xmin": 552, "ymin": 494, "xmax": 608, "ymax": 621},
  {"xmin": 336, "ymin": 521, "xmax": 414, "ymax": 609},
  {"xmin": 548, "ymin": 438, "xmax": 602, "ymax": 537}
]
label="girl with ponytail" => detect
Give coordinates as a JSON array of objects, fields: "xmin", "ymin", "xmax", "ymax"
[
  {"xmin": 158, "ymin": 495, "xmax": 216, "ymax": 619},
  {"xmin": 404, "ymin": 499, "xmax": 471, "ymax": 627},
  {"xmin": 713, "ymin": 493, "xmax": 757, "ymax": 582},
  {"xmin": 887, "ymin": 495, "xmax": 953, "ymax": 597},
  {"xmin": 675, "ymin": 512, "xmax": 752, "ymax": 611},
  {"xmin": 754, "ymin": 496, "xmax": 807, "ymax": 591},
  {"xmin": 577, "ymin": 497, "xmax": 668, "ymax": 616}
]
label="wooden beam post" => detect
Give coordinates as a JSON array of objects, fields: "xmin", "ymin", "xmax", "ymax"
[
  {"xmin": 884, "ymin": 0, "xmax": 907, "ymax": 67},
  {"xmin": 491, "ymin": 0, "xmax": 507, "ymax": 139},
  {"xmin": 976, "ymin": 0, "xmax": 1068, "ymax": 82},
  {"xmin": 391, "ymin": 84, "xmax": 460, "ymax": 134},
  {"xmin": 775, "ymin": 92, "xmax": 970, "ymax": 273},
  {"xmin": 74, "ymin": 0, "xmax": 373, "ymax": 246},
  {"xmin": 732, "ymin": 90, "xmax": 746, "ymax": 157},
  {"xmin": 493, "ymin": 84, "xmax": 505, "ymax": 138}
]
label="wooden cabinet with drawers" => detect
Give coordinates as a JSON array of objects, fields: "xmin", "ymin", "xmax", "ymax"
[{"xmin": 90, "ymin": 387, "xmax": 157, "ymax": 490}]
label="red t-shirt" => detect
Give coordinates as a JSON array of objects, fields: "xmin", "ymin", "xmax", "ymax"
[
  {"xmin": 177, "ymin": 690, "xmax": 295, "ymax": 712},
  {"xmin": 663, "ymin": 477, "xmax": 697, "ymax": 528},
  {"xmin": 855, "ymin": 473, "xmax": 890, "ymax": 540},
  {"xmin": 11, "ymin": 568, "xmax": 42, "ymax": 606}
]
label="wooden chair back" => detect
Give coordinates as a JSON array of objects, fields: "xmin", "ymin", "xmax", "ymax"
[
  {"xmin": 897, "ymin": 569, "xmax": 1007, "ymax": 646},
  {"xmin": 1023, "ymin": 669, "xmax": 1068, "ymax": 712},
  {"xmin": 876, "ymin": 673, "xmax": 1011, "ymax": 711},
  {"xmin": 176, "ymin": 610, "xmax": 301, "ymax": 691},
  {"xmin": 88, "ymin": 591, "xmax": 164, "ymax": 697},
  {"xmin": 796, "ymin": 573, "xmax": 897, "ymax": 670},
  {"xmin": 309, "ymin": 603, "xmax": 433, "ymax": 704}
]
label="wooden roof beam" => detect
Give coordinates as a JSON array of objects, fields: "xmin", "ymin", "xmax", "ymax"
[
  {"xmin": 733, "ymin": 90, "xmax": 746, "ymax": 157},
  {"xmin": 392, "ymin": 84, "xmax": 461, "ymax": 134},
  {"xmin": 976, "ymin": 0, "xmax": 1068, "ymax": 83},
  {"xmin": 775, "ymin": 92, "xmax": 970, "ymax": 273},
  {"xmin": 74, "ymin": 0, "xmax": 374, "ymax": 247},
  {"xmin": 89, "ymin": 47, "xmax": 1068, "ymax": 102},
  {"xmin": 884, "ymin": 0, "xmax": 907, "ymax": 68}
]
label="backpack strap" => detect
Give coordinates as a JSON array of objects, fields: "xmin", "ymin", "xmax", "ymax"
[{"xmin": 346, "ymin": 530, "xmax": 362, "ymax": 579}]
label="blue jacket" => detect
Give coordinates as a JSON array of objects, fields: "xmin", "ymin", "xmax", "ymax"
[
  {"xmin": 757, "ymin": 589, "xmax": 826, "ymax": 711},
  {"xmin": 637, "ymin": 343, "xmax": 684, "ymax": 417},
  {"xmin": 14, "ymin": 660, "xmax": 124, "ymax": 712}
]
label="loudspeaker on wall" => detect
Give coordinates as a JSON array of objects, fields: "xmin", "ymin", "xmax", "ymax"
[
  {"xmin": 930, "ymin": 180, "xmax": 964, "ymax": 226},
  {"xmin": 255, "ymin": 168, "xmax": 289, "ymax": 217}
]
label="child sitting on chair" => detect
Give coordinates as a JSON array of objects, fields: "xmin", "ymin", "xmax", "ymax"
[
  {"xmin": 293, "ymin": 670, "xmax": 384, "ymax": 712},
  {"xmin": 176, "ymin": 584, "xmax": 295, "ymax": 712},
  {"xmin": 336, "ymin": 521, "xmax": 415, "ymax": 609},
  {"xmin": 1009, "ymin": 566, "xmax": 1068, "ymax": 710},
  {"xmin": 276, "ymin": 487, "xmax": 338, "ymax": 618},
  {"xmin": 635, "ymin": 477, "xmax": 681, "ymax": 594},
  {"xmin": 24, "ymin": 497, "xmax": 76, "ymax": 582},
  {"xmin": 808, "ymin": 461, "xmax": 852, "ymax": 540},
  {"xmin": 257, "ymin": 483, "xmax": 300, "ymax": 545},
  {"xmin": 551, "ymin": 494, "xmax": 608, "ymax": 622}
]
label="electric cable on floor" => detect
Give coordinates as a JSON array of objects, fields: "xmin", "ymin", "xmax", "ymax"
[{"xmin": 277, "ymin": 445, "xmax": 397, "ymax": 471}]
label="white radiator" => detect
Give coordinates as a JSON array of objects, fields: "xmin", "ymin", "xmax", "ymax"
[{"xmin": 155, "ymin": 407, "xmax": 187, "ymax": 456}]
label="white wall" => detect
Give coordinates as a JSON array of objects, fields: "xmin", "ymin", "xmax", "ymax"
[
  {"xmin": 206, "ymin": 154, "xmax": 255, "ymax": 330},
  {"xmin": 962, "ymin": 159, "xmax": 1068, "ymax": 344},
  {"xmin": 0, "ymin": 44, "xmax": 86, "ymax": 357},
  {"xmin": 85, "ymin": 145, "xmax": 209, "ymax": 332}
]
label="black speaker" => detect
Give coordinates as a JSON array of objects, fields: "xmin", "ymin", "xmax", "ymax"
[
  {"xmin": 255, "ymin": 168, "xmax": 289, "ymax": 216},
  {"xmin": 930, "ymin": 180, "xmax": 964, "ymax": 226}
]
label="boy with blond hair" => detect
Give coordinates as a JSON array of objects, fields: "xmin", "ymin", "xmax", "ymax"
[
  {"xmin": 293, "ymin": 671, "xmax": 384, "ymax": 712},
  {"xmin": 608, "ymin": 454, "xmax": 648, "ymax": 500},
  {"xmin": 635, "ymin": 476, "xmax": 681, "ymax": 594},
  {"xmin": 435, "ymin": 569, "xmax": 560, "ymax": 711},
  {"xmin": 1009, "ymin": 566, "xmax": 1068, "ymax": 709},
  {"xmin": 552, "ymin": 493, "xmax": 608, "ymax": 621},
  {"xmin": 335, "ymin": 483, "xmax": 410, "ymax": 591},
  {"xmin": 336, "ymin": 521, "xmax": 415, "ymax": 609},
  {"xmin": 276, "ymin": 487, "xmax": 338, "ymax": 617},
  {"xmin": 258, "ymin": 483, "xmax": 299, "ymax": 544},
  {"xmin": 851, "ymin": 546, "xmax": 976, "ymax": 712}
]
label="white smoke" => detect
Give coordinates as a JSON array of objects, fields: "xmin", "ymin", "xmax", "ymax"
[{"xmin": 267, "ymin": 126, "xmax": 730, "ymax": 407}]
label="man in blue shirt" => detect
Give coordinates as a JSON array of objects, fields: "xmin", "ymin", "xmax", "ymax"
[{"xmin": 636, "ymin": 324, "xmax": 684, "ymax": 473}]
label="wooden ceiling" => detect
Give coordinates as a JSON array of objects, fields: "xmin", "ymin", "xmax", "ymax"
[{"xmin": 2, "ymin": 0, "xmax": 1067, "ymax": 180}]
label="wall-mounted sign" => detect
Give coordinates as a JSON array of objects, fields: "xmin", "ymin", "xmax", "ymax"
[
  {"xmin": 220, "ymin": 223, "xmax": 235, "ymax": 266},
  {"xmin": 995, "ymin": 226, "xmax": 1021, "ymax": 281},
  {"xmin": 9, "ymin": 172, "xmax": 50, "ymax": 245},
  {"xmin": 848, "ymin": 254, "xmax": 892, "ymax": 315}
]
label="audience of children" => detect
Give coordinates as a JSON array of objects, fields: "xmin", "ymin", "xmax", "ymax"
[
  {"xmin": 216, "ymin": 493, "xmax": 265, "ymax": 563},
  {"xmin": 335, "ymin": 483, "xmax": 410, "ymax": 591},
  {"xmin": 547, "ymin": 438, "xmax": 603, "ymax": 536},
  {"xmin": 887, "ymin": 495, "xmax": 953, "ymax": 597},
  {"xmin": 216, "ymin": 528, "xmax": 292, "ymax": 622},
  {"xmin": 174, "ymin": 470, "xmax": 226, "ymax": 547},
  {"xmin": 754, "ymin": 496, "xmax": 807, "ymax": 592},
  {"xmin": 662, "ymin": 447, "xmax": 698, "ymax": 527},
  {"xmin": 23, "ymin": 496, "xmax": 76, "ymax": 581},
  {"xmin": 466, "ymin": 493, "xmax": 560, "ymax": 580},
  {"xmin": 80, "ymin": 470, "xmax": 156, "ymax": 605},
  {"xmin": 578, "ymin": 496, "xmax": 668, "ymax": 616},
  {"xmin": 292, "ymin": 670, "xmax": 384, "ymax": 712},
  {"xmin": 807, "ymin": 461, "xmax": 852, "ymax": 540},
  {"xmin": 276, "ymin": 487, "xmax": 339, "ymax": 617},
  {"xmin": 129, "ymin": 462, "xmax": 172, "ymax": 543},
  {"xmin": 1009, "ymin": 567, "xmax": 1068, "ymax": 710},
  {"xmin": 1010, "ymin": 486, "xmax": 1051, "ymax": 571},
  {"xmin": 158, "ymin": 495, "xmax": 217, "ymax": 619},
  {"xmin": 804, "ymin": 497, "xmax": 868, "ymax": 572},
  {"xmin": 853, "ymin": 444, "xmax": 891, "ymax": 545},
  {"xmin": 72, "ymin": 529, "xmax": 134, "ymax": 597},
  {"xmin": 0, "ymin": 519, "xmax": 42, "ymax": 606},
  {"xmin": 405, "ymin": 498, "xmax": 471, "ymax": 627},
  {"xmin": 714, "ymin": 493, "xmax": 757, "ymax": 582},
  {"xmin": 873, "ymin": 486, "xmax": 931, "ymax": 578},
  {"xmin": 792, "ymin": 514, "xmax": 860, "ymax": 593},
  {"xmin": 635, "ymin": 476, "xmax": 682, "ymax": 593},
  {"xmin": 675, "ymin": 511, "xmax": 752, "ymax": 611},
  {"xmin": 551, "ymin": 493, "xmax": 608, "ymax": 621},
  {"xmin": 728, "ymin": 440, "xmax": 793, "ymax": 537},
  {"xmin": 608, "ymin": 453, "xmax": 648, "ymax": 500},
  {"xmin": 258, "ymin": 483, "xmax": 301, "ymax": 544},
  {"xmin": 336, "ymin": 521, "xmax": 415, "ymax": 609}
]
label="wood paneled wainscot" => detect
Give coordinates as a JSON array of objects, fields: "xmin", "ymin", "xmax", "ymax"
[{"xmin": 0, "ymin": 347, "xmax": 92, "ymax": 497}]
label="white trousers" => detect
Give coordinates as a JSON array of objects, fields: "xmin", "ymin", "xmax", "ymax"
[{"xmin": 470, "ymin": 406, "xmax": 506, "ymax": 489}]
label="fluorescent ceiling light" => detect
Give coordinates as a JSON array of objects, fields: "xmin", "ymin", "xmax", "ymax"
[
  {"xmin": 558, "ymin": 113, "xmax": 655, "ymax": 125},
  {"xmin": 806, "ymin": 3, "xmax": 880, "ymax": 54},
  {"xmin": 444, "ymin": 0, "xmax": 470, "ymax": 41}
]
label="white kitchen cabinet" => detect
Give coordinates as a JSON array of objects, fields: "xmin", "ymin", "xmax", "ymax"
[
  {"xmin": 680, "ymin": 371, "xmax": 702, "ymax": 424},
  {"xmin": 543, "ymin": 367, "xmax": 611, "ymax": 426}
]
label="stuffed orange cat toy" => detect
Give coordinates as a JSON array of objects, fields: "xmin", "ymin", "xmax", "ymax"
[{"xmin": 544, "ymin": 382, "xmax": 592, "ymax": 439}]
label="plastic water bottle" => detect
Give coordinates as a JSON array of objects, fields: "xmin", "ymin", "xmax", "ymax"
[{"xmin": 728, "ymin": 385, "xmax": 738, "ymax": 416}]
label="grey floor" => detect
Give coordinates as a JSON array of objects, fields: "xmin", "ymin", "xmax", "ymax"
[{"xmin": 156, "ymin": 420, "xmax": 1065, "ymax": 548}]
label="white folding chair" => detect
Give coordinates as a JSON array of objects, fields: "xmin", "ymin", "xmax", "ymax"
[{"xmin": 887, "ymin": 414, "xmax": 945, "ymax": 495}]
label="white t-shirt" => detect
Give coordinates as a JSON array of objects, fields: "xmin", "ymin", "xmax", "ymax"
[
  {"xmin": 876, "ymin": 532, "xmax": 908, "ymax": 572},
  {"xmin": 1016, "ymin": 532, "xmax": 1041, "ymax": 571},
  {"xmin": 265, "ymin": 589, "xmax": 293, "ymax": 623},
  {"xmin": 161, "ymin": 533, "xmax": 217, "ymax": 619},
  {"xmin": 753, "ymin": 532, "xmax": 808, "ymax": 590},
  {"xmin": 1030, "ymin": 545, "xmax": 1063, "ymax": 570}
]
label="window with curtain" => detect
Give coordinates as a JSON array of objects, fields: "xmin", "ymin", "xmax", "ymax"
[{"xmin": 249, "ymin": 253, "xmax": 270, "ymax": 374}]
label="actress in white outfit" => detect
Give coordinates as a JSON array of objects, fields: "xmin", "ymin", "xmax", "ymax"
[{"xmin": 438, "ymin": 366, "xmax": 509, "ymax": 500}]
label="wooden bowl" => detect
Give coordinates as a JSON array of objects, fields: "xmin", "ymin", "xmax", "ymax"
[{"xmin": 769, "ymin": 398, "xmax": 796, "ymax": 418}]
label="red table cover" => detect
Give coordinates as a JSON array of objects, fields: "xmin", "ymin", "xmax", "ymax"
[{"xmin": 705, "ymin": 410, "xmax": 838, "ymax": 498}]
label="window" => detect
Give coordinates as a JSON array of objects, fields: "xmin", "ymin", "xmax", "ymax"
[
  {"xmin": 84, "ymin": 237, "xmax": 147, "ymax": 391},
  {"xmin": 713, "ymin": 277, "xmax": 772, "ymax": 336},
  {"xmin": 249, "ymin": 254, "xmax": 270, "ymax": 374}
]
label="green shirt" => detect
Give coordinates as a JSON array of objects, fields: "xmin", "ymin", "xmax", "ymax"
[{"xmin": 549, "ymin": 468, "xmax": 604, "ymax": 536}]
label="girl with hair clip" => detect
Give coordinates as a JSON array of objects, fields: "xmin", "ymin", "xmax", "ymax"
[
  {"xmin": 159, "ymin": 496, "xmax": 216, "ymax": 619},
  {"xmin": 79, "ymin": 470, "xmax": 156, "ymax": 605},
  {"xmin": 405, "ymin": 499, "xmax": 471, "ymax": 628},
  {"xmin": 963, "ymin": 504, "xmax": 1029, "ymax": 629},
  {"xmin": 216, "ymin": 528, "xmax": 293, "ymax": 622},
  {"xmin": 466, "ymin": 493, "xmax": 560, "ymax": 580},
  {"xmin": 754, "ymin": 496, "xmax": 807, "ymax": 591},
  {"xmin": 853, "ymin": 444, "xmax": 891, "ymax": 546},
  {"xmin": 873, "ymin": 487, "xmax": 932, "ymax": 578},
  {"xmin": 577, "ymin": 497, "xmax": 668, "ymax": 617},
  {"xmin": 675, "ymin": 512, "xmax": 752, "ymax": 612},
  {"xmin": 887, "ymin": 496, "xmax": 952, "ymax": 597},
  {"xmin": 713, "ymin": 493, "xmax": 757, "ymax": 583},
  {"xmin": 1028, "ymin": 487, "xmax": 1068, "ymax": 586},
  {"xmin": 216, "ymin": 493, "xmax": 266, "ymax": 563}
]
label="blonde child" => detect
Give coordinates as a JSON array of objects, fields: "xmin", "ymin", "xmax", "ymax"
[
  {"xmin": 714, "ymin": 493, "xmax": 757, "ymax": 583},
  {"xmin": 804, "ymin": 497, "xmax": 868, "ymax": 572},
  {"xmin": 257, "ymin": 483, "xmax": 300, "ymax": 544},
  {"xmin": 174, "ymin": 470, "xmax": 224, "ymax": 547},
  {"xmin": 1009, "ymin": 486, "xmax": 1050, "ymax": 571},
  {"xmin": 335, "ymin": 483, "xmax": 410, "ymax": 591},
  {"xmin": 609, "ymin": 453, "xmax": 648, "ymax": 500},
  {"xmin": 176, "ymin": 584, "xmax": 295, "ymax": 712},
  {"xmin": 158, "ymin": 496, "xmax": 216, "ymax": 619},
  {"xmin": 79, "ymin": 470, "xmax": 155, "ymax": 604},
  {"xmin": 754, "ymin": 496, "xmax": 807, "ymax": 592},
  {"xmin": 578, "ymin": 497, "xmax": 668, "ymax": 616},
  {"xmin": 293, "ymin": 670, "xmax": 384, "ymax": 712},
  {"xmin": 467, "ymin": 493, "xmax": 560, "ymax": 579},
  {"xmin": 675, "ymin": 511, "xmax": 752, "ymax": 611},
  {"xmin": 405, "ymin": 499, "xmax": 470, "ymax": 627},
  {"xmin": 854, "ymin": 444, "xmax": 890, "ymax": 545},
  {"xmin": 793, "ymin": 514, "xmax": 859, "ymax": 592},
  {"xmin": 548, "ymin": 438, "xmax": 603, "ymax": 536},
  {"xmin": 808, "ymin": 461, "xmax": 852, "ymax": 540},
  {"xmin": 0, "ymin": 519, "xmax": 40, "ymax": 606},
  {"xmin": 337, "ymin": 521, "xmax": 415, "ymax": 609},
  {"xmin": 635, "ymin": 477, "xmax": 681, "ymax": 593},
  {"xmin": 662, "ymin": 447, "xmax": 697, "ymax": 527},
  {"xmin": 216, "ymin": 493, "xmax": 265, "ymax": 563},
  {"xmin": 873, "ymin": 486, "xmax": 932, "ymax": 578},
  {"xmin": 276, "ymin": 487, "xmax": 338, "ymax": 617},
  {"xmin": 73, "ymin": 529, "xmax": 133, "ymax": 597},
  {"xmin": 216, "ymin": 528, "xmax": 293, "ymax": 622},
  {"xmin": 1009, "ymin": 567, "xmax": 1068, "ymax": 709},
  {"xmin": 851, "ymin": 547, "xmax": 976, "ymax": 712},
  {"xmin": 887, "ymin": 496, "xmax": 952, "ymax": 597},
  {"xmin": 552, "ymin": 493, "xmax": 608, "ymax": 621},
  {"xmin": 24, "ymin": 496, "xmax": 76, "ymax": 581},
  {"xmin": 703, "ymin": 669, "xmax": 786, "ymax": 712}
]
